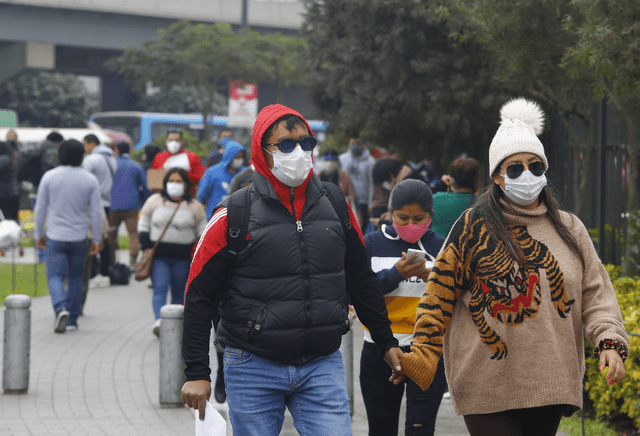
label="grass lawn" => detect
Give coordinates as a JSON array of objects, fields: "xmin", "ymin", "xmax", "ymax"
[
  {"xmin": 0, "ymin": 262, "xmax": 49, "ymax": 306},
  {"xmin": 559, "ymin": 413, "xmax": 621, "ymax": 436}
]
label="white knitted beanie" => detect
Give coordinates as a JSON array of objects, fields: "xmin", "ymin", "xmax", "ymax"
[{"xmin": 488, "ymin": 98, "xmax": 547, "ymax": 176}]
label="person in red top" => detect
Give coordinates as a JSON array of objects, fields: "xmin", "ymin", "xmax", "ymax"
[{"xmin": 151, "ymin": 130, "xmax": 204, "ymax": 194}]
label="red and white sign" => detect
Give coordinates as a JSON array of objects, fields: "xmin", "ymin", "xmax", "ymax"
[{"xmin": 228, "ymin": 81, "xmax": 258, "ymax": 128}]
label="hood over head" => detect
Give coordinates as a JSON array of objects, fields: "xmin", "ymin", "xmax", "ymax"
[
  {"xmin": 251, "ymin": 104, "xmax": 314, "ymax": 191},
  {"xmin": 219, "ymin": 138, "xmax": 245, "ymax": 169},
  {"xmin": 92, "ymin": 144, "xmax": 115, "ymax": 156}
]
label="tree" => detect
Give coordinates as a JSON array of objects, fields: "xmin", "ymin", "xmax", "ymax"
[
  {"xmin": 252, "ymin": 32, "xmax": 310, "ymax": 104},
  {"xmin": 0, "ymin": 71, "xmax": 89, "ymax": 127},
  {"xmin": 445, "ymin": 0, "xmax": 605, "ymax": 221},
  {"xmin": 108, "ymin": 21, "xmax": 261, "ymax": 141},
  {"xmin": 562, "ymin": 0, "xmax": 640, "ymax": 272},
  {"xmin": 302, "ymin": 0, "xmax": 505, "ymax": 166},
  {"xmin": 134, "ymin": 84, "xmax": 227, "ymax": 115}
]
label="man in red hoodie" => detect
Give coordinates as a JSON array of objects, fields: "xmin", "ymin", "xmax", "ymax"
[
  {"xmin": 151, "ymin": 130, "xmax": 204, "ymax": 194},
  {"xmin": 181, "ymin": 104, "xmax": 403, "ymax": 435}
]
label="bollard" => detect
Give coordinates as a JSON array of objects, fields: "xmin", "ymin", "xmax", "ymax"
[
  {"xmin": 3, "ymin": 294, "xmax": 31, "ymax": 394},
  {"xmin": 159, "ymin": 304, "xmax": 185, "ymax": 406},
  {"xmin": 340, "ymin": 313, "xmax": 355, "ymax": 415}
]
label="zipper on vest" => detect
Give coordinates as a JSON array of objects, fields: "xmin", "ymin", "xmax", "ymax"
[{"xmin": 291, "ymin": 187, "xmax": 312, "ymax": 360}]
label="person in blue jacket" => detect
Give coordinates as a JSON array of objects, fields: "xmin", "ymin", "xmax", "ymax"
[
  {"xmin": 197, "ymin": 137, "xmax": 246, "ymax": 218},
  {"xmin": 108, "ymin": 141, "xmax": 151, "ymax": 267},
  {"xmin": 361, "ymin": 178, "xmax": 447, "ymax": 436}
]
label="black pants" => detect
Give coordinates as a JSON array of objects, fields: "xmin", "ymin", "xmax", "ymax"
[
  {"xmin": 357, "ymin": 203, "xmax": 370, "ymax": 233},
  {"xmin": 463, "ymin": 404, "xmax": 564, "ymax": 436},
  {"xmin": 0, "ymin": 195, "xmax": 20, "ymax": 221},
  {"xmin": 360, "ymin": 341, "xmax": 447, "ymax": 436},
  {"xmin": 99, "ymin": 207, "xmax": 110, "ymax": 276}
]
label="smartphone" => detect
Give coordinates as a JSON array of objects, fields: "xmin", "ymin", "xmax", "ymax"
[{"xmin": 406, "ymin": 248, "xmax": 426, "ymax": 264}]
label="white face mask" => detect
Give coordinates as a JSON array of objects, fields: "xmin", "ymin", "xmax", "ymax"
[
  {"xmin": 230, "ymin": 157, "xmax": 244, "ymax": 170},
  {"xmin": 166, "ymin": 182, "xmax": 185, "ymax": 198},
  {"xmin": 167, "ymin": 140, "xmax": 181, "ymax": 154},
  {"xmin": 382, "ymin": 181, "xmax": 395, "ymax": 191},
  {"xmin": 500, "ymin": 170, "xmax": 547, "ymax": 206},
  {"xmin": 267, "ymin": 146, "xmax": 312, "ymax": 187}
]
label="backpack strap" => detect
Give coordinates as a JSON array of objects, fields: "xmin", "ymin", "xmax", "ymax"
[
  {"xmin": 225, "ymin": 186, "xmax": 252, "ymax": 257},
  {"xmin": 321, "ymin": 181, "xmax": 352, "ymax": 235}
]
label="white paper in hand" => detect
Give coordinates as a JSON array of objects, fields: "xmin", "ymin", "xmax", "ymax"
[{"xmin": 195, "ymin": 401, "xmax": 226, "ymax": 436}]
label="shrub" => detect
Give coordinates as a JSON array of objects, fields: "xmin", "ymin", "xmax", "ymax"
[{"xmin": 584, "ymin": 264, "xmax": 640, "ymax": 431}]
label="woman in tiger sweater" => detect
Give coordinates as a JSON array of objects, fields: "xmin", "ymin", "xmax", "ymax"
[
  {"xmin": 398, "ymin": 98, "xmax": 629, "ymax": 436},
  {"xmin": 362, "ymin": 179, "xmax": 446, "ymax": 436}
]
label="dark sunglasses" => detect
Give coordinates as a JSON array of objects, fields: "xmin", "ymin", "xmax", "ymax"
[
  {"xmin": 504, "ymin": 161, "xmax": 546, "ymax": 179},
  {"xmin": 265, "ymin": 136, "xmax": 317, "ymax": 153}
]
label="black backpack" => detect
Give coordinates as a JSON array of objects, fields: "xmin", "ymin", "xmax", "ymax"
[
  {"xmin": 16, "ymin": 148, "xmax": 43, "ymax": 185},
  {"xmin": 212, "ymin": 181, "xmax": 352, "ymax": 330}
]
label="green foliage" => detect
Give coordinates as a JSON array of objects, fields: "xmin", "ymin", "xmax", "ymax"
[
  {"xmin": 558, "ymin": 413, "xmax": 621, "ymax": 436},
  {"xmin": 0, "ymin": 263, "xmax": 49, "ymax": 305},
  {"xmin": 0, "ymin": 71, "xmax": 90, "ymax": 127},
  {"xmin": 583, "ymin": 265, "xmax": 640, "ymax": 431},
  {"xmin": 302, "ymin": 0, "xmax": 503, "ymax": 165},
  {"xmin": 135, "ymin": 85, "xmax": 227, "ymax": 115}
]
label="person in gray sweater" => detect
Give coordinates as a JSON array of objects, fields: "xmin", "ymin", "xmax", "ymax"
[{"xmin": 35, "ymin": 140, "xmax": 103, "ymax": 333}]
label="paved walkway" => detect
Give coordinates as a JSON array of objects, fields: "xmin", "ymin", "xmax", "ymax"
[{"xmin": 0, "ymin": 249, "xmax": 569, "ymax": 435}]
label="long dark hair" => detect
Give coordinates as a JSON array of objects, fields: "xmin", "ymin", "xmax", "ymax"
[
  {"xmin": 471, "ymin": 182, "xmax": 584, "ymax": 267},
  {"xmin": 161, "ymin": 167, "xmax": 192, "ymax": 202}
]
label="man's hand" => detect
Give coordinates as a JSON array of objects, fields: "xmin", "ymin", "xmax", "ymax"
[
  {"xmin": 383, "ymin": 347, "xmax": 405, "ymax": 385},
  {"xmin": 599, "ymin": 349, "xmax": 625, "ymax": 385},
  {"xmin": 89, "ymin": 241, "xmax": 103, "ymax": 256},
  {"xmin": 181, "ymin": 380, "xmax": 212, "ymax": 421},
  {"xmin": 36, "ymin": 237, "xmax": 46, "ymax": 251}
]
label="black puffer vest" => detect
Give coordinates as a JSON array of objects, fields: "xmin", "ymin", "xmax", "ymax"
[{"xmin": 217, "ymin": 172, "xmax": 350, "ymax": 365}]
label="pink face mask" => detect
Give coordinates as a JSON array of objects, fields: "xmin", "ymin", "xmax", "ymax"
[{"xmin": 392, "ymin": 219, "xmax": 432, "ymax": 244}]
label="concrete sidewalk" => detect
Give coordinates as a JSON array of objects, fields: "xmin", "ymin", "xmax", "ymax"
[{"xmin": 0, "ymin": 249, "xmax": 568, "ymax": 435}]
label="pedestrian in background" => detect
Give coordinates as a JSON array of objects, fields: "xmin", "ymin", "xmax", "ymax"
[
  {"xmin": 34, "ymin": 140, "xmax": 102, "ymax": 333},
  {"xmin": 340, "ymin": 139, "xmax": 375, "ymax": 233},
  {"xmin": 138, "ymin": 168, "xmax": 207, "ymax": 337},
  {"xmin": 431, "ymin": 157, "xmax": 481, "ymax": 238},
  {"xmin": 151, "ymin": 130, "xmax": 204, "ymax": 196},
  {"xmin": 0, "ymin": 138, "xmax": 20, "ymax": 223},
  {"xmin": 141, "ymin": 144, "xmax": 161, "ymax": 173},
  {"xmin": 318, "ymin": 148, "xmax": 357, "ymax": 212},
  {"xmin": 204, "ymin": 130, "xmax": 234, "ymax": 168},
  {"xmin": 197, "ymin": 137, "xmax": 245, "ymax": 218},
  {"xmin": 399, "ymin": 98, "xmax": 628, "ymax": 436},
  {"xmin": 369, "ymin": 159, "xmax": 413, "ymax": 230},
  {"xmin": 362, "ymin": 179, "xmax": 446, "ymax": 436},
  {"xmin": 82, "ymin": 133, "xmax": 117, "ymax": 283},
  {"xmin": 108, "ymin": 141, "xmax": 150, "ymax": 267}
]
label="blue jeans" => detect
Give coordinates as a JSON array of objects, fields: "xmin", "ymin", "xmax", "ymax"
[
  {"xmin": 46, "ymin": 239, "xmax": 90, "ymax": 325},
  {"xmin": 150, "ymin": 257, "xmax": 190, "ymax": 319},
  {"xmin": 224, "ymin": 347, "xmax": 352, "ymax": 436}
]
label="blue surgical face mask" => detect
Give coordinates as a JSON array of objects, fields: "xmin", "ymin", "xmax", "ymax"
[{"xmin": 500, "ymin": 170, "xmax": 547, "ymax": 206}]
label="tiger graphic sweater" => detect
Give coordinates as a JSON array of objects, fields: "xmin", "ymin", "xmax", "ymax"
[{"xmin": 401, "ymin": 200, "xmax": 629, "ymax": 416}]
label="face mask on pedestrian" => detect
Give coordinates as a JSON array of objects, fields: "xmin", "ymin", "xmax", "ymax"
[
  {"xmin": 325, "ymin": 161, "xmax": 339, "ymax": 174},
  {"xmin": 382, "ymin": 181, "xmax": 395, "ymax": 191},
  {"xmin": 266, "ymin": 145, "xmax": 312, "ymax": 187},
  {"xmin": 166, "ymin": 182, "xmax": 185, "ymax": 198},
  {"xmin": 500, "ymin": 170, "xmax": 547, "ymax": 206},
  {"xmin": 230, "ymin": 157, "xmax": 244, "ymax": 170},
  {"xmin": 392, "ymin": 219, "xmax": 432, "ymax": 244},
  {"xmin": 167, "ymin": 140, "xmax": 181, "ymax": 155}
]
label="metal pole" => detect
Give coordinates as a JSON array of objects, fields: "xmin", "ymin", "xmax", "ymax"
[
  {"xmin": 340, "ymin": 314, "xmax": 355, "ymax": 415},
  {"xmin": 3, "ymin": 294, "xmax": 31, "ymax": 393},
  {"xmin": 241, "ymin": 0, "xmax": 248, "ymax": 29},
  {"xmin": 159, "ymin": 304, "xmax": 185, "ymax": 405},
  {"xmin": 599, "ymin": 98, "xmax": 607, "ymax": 259}
]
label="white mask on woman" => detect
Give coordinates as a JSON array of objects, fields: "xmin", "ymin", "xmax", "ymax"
[
  {"xmin": 267, "ymin": 146, "xmax": 312, "ymax": 187},
  {"xmin": 500, "ymin": 170, "xmax": 547, "ymax": 206},
  {"xmin": 166, "ymin": 182, "xmax": 185, "ymax": 198}
]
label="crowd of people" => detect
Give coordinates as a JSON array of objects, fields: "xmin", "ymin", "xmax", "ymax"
[{"xmin": 0, "ymin": 97, "xmax": 630, "ymax": 436}]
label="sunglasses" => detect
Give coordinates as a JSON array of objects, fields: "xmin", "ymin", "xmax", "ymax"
[
  {"xmin": 265, "ymin": 136, "xmax": 317, "ymax": 153},
  {"xmin": 503, "ymin": 161, "xmax": 546, "ymax": 179}
]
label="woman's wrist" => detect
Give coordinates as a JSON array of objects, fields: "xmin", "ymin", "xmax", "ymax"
[{"xmin": 594, "ymin": 339, "xmax": 628, "ymax": 362}]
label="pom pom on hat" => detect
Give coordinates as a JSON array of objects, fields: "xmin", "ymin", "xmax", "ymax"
[{"xmin": 488, "ymin": 98, "xmax": 548, "ymax": 176}]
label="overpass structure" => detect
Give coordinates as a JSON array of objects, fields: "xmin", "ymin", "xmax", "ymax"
[{"xmin": 0, "ymin": 0, "xmax": 309, "ymax": 113}]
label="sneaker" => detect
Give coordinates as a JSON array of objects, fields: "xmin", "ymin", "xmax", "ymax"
[
  {"xmin": 442, "ymin": 391, "xmax": 451, "ymax": 400},
  {"xmin": 54, "ymin": 309, "xmax": 70, "ymax": 333},
  {"xmin": 152, "ymin": 319, "xmax": 161, "ymax": 337},
  {"xmin": 65, "ymin": 324, "xmax": 78, "ymax": 332}
]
